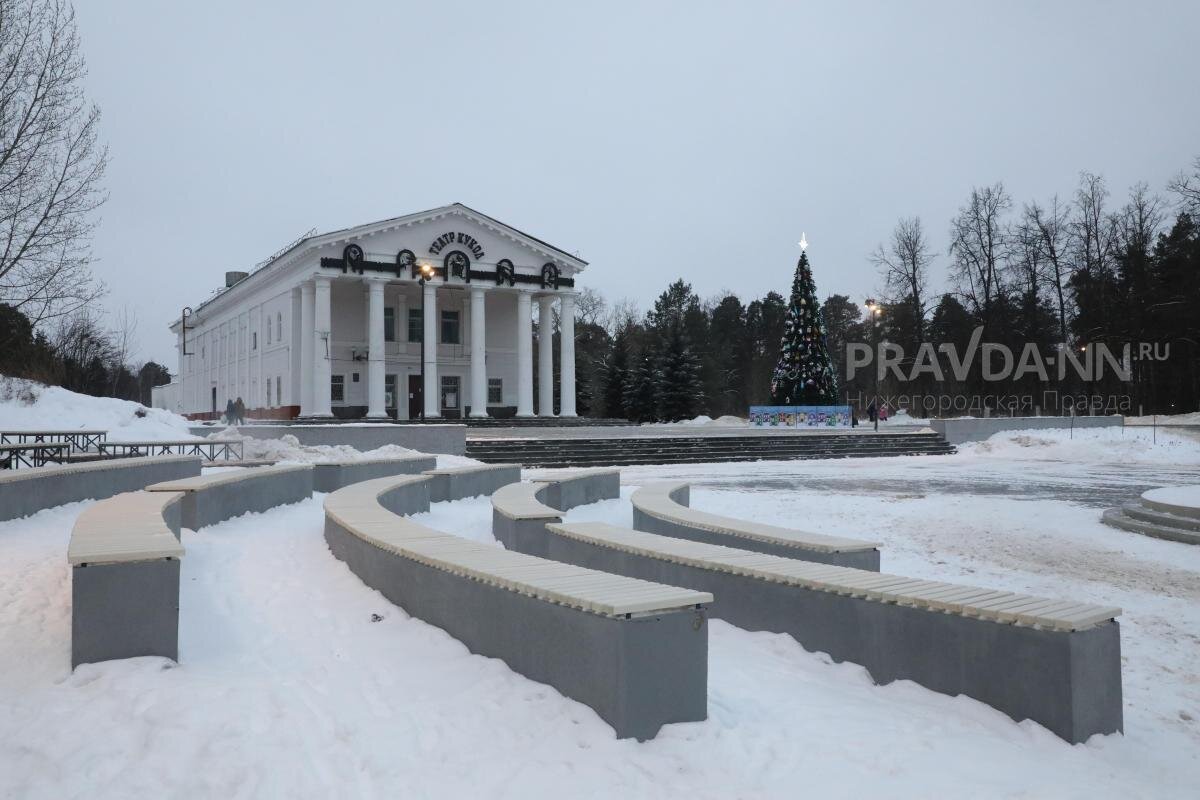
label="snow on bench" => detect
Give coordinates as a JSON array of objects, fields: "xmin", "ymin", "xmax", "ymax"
[
  {"xmin": 324, "ymin": 474, "xmax": 711, "ymax": 740},
  {"xmin": 146, "ymin": 464, "xmax": 314, "ymax": 529},
  {"xmin": 0, "ymin": 455, "xmax": 201, "ymax": 522},
  {"xmin": 311, "ymin": 454, "xmax": 437, "ymax": 492},
  {"xmin": 421, "ymin": 462, "xmax": 521, "ymax": 502},
  {"xmin": 68, "ymin": 490, "xmax": 187, "ymax": 668},
  {"xmin": 631, "ymin": 481, "xmax": 881, "ymax": 570},
  {"xmin": 537, "ymin": 520, "xmax": 1123, "ymax": 744}
]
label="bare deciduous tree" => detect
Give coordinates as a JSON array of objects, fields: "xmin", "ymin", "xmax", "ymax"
[
  {"xmin": 1020, "ymin": 197, "xmax": 1071, "ymax": 343},
  {"xmin": 1167, "ymin": 155, "xmax": 1200, "ymax": 215},
  {"xmin": 871, "ymin": 216, "xmax": 932, "ymax": 342},
  {"xmin": 0, "ymin": 0, "xmax": 107, "ymax": 325},
  {"xmin": 949, "ymin": 183, "xmax": 1011, "ymax": 335}
]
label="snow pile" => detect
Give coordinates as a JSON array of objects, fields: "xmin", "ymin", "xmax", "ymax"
[
  {"xmin": 651, "ymin": 414, "xmax": 749, "ymax": 428},
  {"xmin": 960, "ymin": 426, "xmax": 1200, "ymax": 465},
  {"xmin": 202, "ymin": 427, "xmax": 475, "ymax": 468},
  {"xmin": 0, "ymin": 376, "xmax": 193, "ymax": 441}
]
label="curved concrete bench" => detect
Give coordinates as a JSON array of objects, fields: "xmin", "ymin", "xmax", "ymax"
[
  {"xmin": 536, "ymin": 521, "xmax": 1122, "ymax": 744},
  {"xmin": 146, "ymin": 464, "xmax": 314, "ymax": 530},
  {"xmin": 422, "ymin": 463, "xmax": 521, "ymax": 502},
  {"xmin": 311, "ymin": 454, "xmax": 437, "ymax": 493},
  {"xmin": 0, "ymin": 455, "xmax": 201, "ymax": 522},
  {"xmin": 68, "ymin": 491, "xmax": 186, "ymax": 668},
  {"xmin": 632, "ymin": 481, "xmax": 880, "ymax": 570},
  {"xmin": 491, "ymin": 470, "xmax": 622, "ymax": 558},
  {"xmin": 325, "ymin": 475, "xmax": 711, "ymax": 740}
]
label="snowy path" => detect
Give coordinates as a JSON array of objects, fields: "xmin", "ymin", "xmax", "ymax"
[{"xmin": 2, "ymin": 433, "xmax": 1199, "ymax": 797}]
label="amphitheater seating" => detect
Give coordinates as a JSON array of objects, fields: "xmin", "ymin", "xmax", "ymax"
[
  {"xmin": 146, "ymin": 464, "xmax": 314, "ymax": 529},
  {"xmin": 324, "ymin": 474, "xmax": 711, "ymax": 740},
  {"xmin": 422, "ymin": 463, "xmax": 522, "ymax": 502},
  {"xmin": 68, "ymin": 490, "xmax": 186, "ymax": 667},
  {"xmin": 491, "ymin": 471, "xmax": 621, "ymax": 558},
  {"xmin": 311, "ymin": 454, "xmax": 437, "ymax": 492},
  {"xmin": 532, "ymin": 519, "xmax": 1123, "ymax": 744},
  {"xmin": 632, "ymin": 481, "xmax": 880, "ymax": 569},
  {"xmin": 0, "ymin": 455, "xmax": 201, "ymax": 522}
]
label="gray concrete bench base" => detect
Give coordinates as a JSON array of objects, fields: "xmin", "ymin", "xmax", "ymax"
[
  {"xmin": 633, "ymin": 507, "xmax": 881, "ymax": 571},
  {"xmin": 325, "ymin": 494, "xmax": 708, "ymax": 741},
  {"xmin": 312, "ymin": 457, "xmax": 437, "ymax": 493},
  {"xmin": 533, "ymin": 529, "xmax": 1122, "ymax": 744},
  {"xmin": 0, "ymin": 456, "xmax": 201, "ymax": 522},
  {"xmin": 180, "ymin": 471, "xmax": 313, "ymax": 530},
  {"xmin": 72, "ymin": 559, "xmax": 181, "ymax": 668},
  {"xmin": 424, "ymin": 465, "xmax": 521, "ymax": 502}
]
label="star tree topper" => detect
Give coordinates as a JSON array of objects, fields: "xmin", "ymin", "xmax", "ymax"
[{"xmin": 798, "ymin": 232, "xmax": 808, "ymax": 252}]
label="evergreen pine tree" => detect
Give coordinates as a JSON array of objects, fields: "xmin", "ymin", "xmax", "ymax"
[
  {"xmin": 622, "ymin": 350, "xmax": 658, "ymax": 422},
  {"xmin": 770, "ymin": 246, "xmax": 840, "ymax": 405},
  {"xmin": 603, "ymin": 327, "xmax": 632, "ymax": 418},
  {"xmin": 654, "ymin": 325, "xmax": 704, "ymax": 421}
]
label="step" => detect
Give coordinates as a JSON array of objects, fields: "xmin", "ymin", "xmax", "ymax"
[
  {"xmin": 1122, "ymin": 503, "xmax": 1200, "ymax": 532},
  {"xmin": 469, "ymin": 449, "xmax": 954, "ymax": 468},
  {"xmin": 1101, "ymin": 508, "xmax": 1200, "ymax": 546},
  {"xmin": 1140, "ymin": 487, "xmax": 1200, "ymax": 521}
]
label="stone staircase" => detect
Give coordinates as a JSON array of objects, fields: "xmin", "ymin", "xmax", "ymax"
[
  {"xmin": 466, "ymin": 431, "xmax": 955, "ymax": 468},
  {"xmin": 1102, "ymin": 487, "xmax": 1200, "ymax": 545}
]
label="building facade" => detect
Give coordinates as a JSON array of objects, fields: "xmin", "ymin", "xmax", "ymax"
[{"xmin": 155, "ymin": 204, "xmax": 585, "ymax": 420}]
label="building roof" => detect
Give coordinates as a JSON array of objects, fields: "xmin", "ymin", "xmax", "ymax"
[{"xmin": 172, "ymin": 203, "xmax": 587, "ymax": 330}]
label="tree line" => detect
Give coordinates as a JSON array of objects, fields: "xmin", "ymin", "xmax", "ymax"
[{"xmin": 565, "ymin": 159, "xmax": 1200, "ymax": 421}]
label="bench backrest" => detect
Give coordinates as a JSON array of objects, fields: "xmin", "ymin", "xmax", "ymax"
[
  {"xmin": 68, "ymin": 490, "xmax": 185, "ymax": 566},
  {"xmin": 549, "ymin": 521, "xmax": 1120, "ymax": 632},
  {"xmin": 631, "ymin": 481, "xmax": 879, "ymax": 554},
  {"xmin": 326, "ymin": 476, "xmax": 711, "ymax": 618}
]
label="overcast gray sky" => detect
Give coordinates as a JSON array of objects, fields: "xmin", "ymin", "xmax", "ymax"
[{"xmin": 75, "ymin": 0, "xmax": 1200, "ymax": 366}]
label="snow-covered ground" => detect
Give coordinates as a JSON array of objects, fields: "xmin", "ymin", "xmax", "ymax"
[{"xmin": 2, "ymin": 425, "xmax": 1199, "ymax": 796}]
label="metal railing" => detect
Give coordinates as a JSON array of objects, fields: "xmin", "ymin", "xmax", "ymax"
[
  {"xmin": 97, "ymin": 440, "xmax": 244, "ymax": 462},
  {"xmin": 0, "ymin": 430, "xmax": 107, "ymax": 452},
  {"xmin": 0, "ymin": 442, "xmax": 70, "ymax": 469}
]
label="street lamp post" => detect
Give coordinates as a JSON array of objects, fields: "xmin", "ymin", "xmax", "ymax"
[
  {"xmin": 865, "ymin": 299, "xmax": 881, "ymax": 432},
  {"xmin": 418, "ymin": 264, "xmax": 434, "ymax": 420}
]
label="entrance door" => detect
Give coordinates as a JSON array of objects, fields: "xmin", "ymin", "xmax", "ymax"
[
  {"xmin": 385, "ymin": 374, "xmax": 398, "ymax": 417},
  {"xmin": 211, "ymin": 386, "xmax": 217, "ymax": 414},
  {"xmin": 408, "ymin": 375, "xmax": 422, "ymax": 420}
]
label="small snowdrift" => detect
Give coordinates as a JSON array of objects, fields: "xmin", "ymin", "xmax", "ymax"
[
  {"xmin": 960, "ymin": 426, "xmax": 1200, "ymax": 465},
  {"xmin": 203, "ymin": 426, "xmax": 478, "ymax": 468},
  {"xmin": 0, "ymin": 376, "xmax": 193, "ymax": 441}
]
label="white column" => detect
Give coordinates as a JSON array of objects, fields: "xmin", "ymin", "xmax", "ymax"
[
  {"xmin": 538, "ymin": 295, "xmax": 555, "ymax": 417},
  {"xmin": 470, "ymin": 286, "xmax": 488, "ymax": 418},
  {"xmin": 300, "ymin": 282, "xmax": 314, "ymax": 415},
  {"xmin": 312, "ymin": 275, "xmax": 333, "ymax": 417},
  {"xmin": 516, "ymin": 290, "xmax": 534, "ymax": 417},
  {"xmin": 559, "ymin": 293, "xmax": 577, "ymax": 417},
  {"xmin": 422, "ymin": 281, "xmax": 439, "ymax": 418},
  {"xmin": 366, "ymin": 278, "xmax": 387, "ymax": 418}
]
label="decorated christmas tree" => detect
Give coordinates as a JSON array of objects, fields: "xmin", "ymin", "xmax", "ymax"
[{"xmin": 769, "ymin": 236, "xmax": 840, "ymax": 405}]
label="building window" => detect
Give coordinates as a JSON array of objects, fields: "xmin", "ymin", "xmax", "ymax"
[
  {"xmin": 440, "ymin": 375, "xmax": 460, "ymax": 410},
  {"xmin": 266, "ymin": 318, "xmax": 272, "ymax": 345},
  {"xmin": 331, "ymin": 375, "xmax": 345, "ymax": 403},
  {"xmin": 276, "ymin": 376, "xmax": 282, "ymax": 405},
  {"xmin": 441, "ymin": 310, "xmax": 461, "ymax": 344},
  {"xmin": 408, "ymin": 308, "xmax": 422, "ymax": 342},
  {"xmin": 266, "ymin": 379, "xmax": 272, "ymax": 407},
  {"xmin": 383, "ymin": 307, "xmax": 396, "ymax": 342},
  {"xmin": 487, "ymin": 378, "xmax": 503, "ymax": 404},
  {"xmin": 252, "ymin": 332, "xmax": 257, "ymax": 350},
  {"xmin": 276, "ymin": 312, "xmax": 283, "ymax": 342},
  {"xmin": 352, "ymin": 372, "xmax": 360, "ymax": 383}
]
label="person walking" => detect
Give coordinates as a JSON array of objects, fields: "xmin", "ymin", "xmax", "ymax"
[
  {"xmin": 234, "ymin": 397, "xmax": 246, "ymax": 425},
  {"xmin": 224, "ymin": 398, "xmax": 236, "ymax": 425}
]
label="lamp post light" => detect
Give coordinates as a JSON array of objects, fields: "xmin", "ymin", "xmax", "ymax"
[
  {"xmin": 418, "ymin": 263, "xmax": 435, "ymax": 420},
  {"xmin": 865, "ymin": 298, "xmax": 882, "ymax": 432}
]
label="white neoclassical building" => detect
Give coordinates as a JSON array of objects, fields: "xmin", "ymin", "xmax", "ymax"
[{"xmin": 158, "ymin": 204, "xmax": 585, "ymax": 420}]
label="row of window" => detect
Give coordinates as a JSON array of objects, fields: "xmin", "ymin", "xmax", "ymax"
[
  {"xmin": 328, "ymin": 375, "xmax": 503, "ymax": 406},
  {"xmin": 387, "ymin": 307, "xmax": 461, "ymax": 344}
]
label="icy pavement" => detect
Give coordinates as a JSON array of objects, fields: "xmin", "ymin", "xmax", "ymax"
[{"xmin": 2, "ymin": 429, "xmax": 1199, "ymax": 798}]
